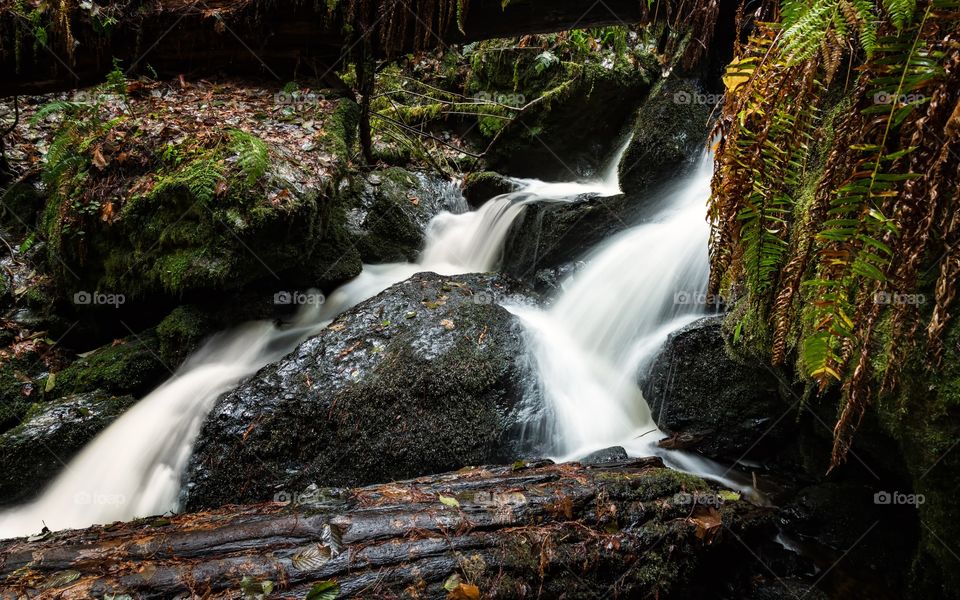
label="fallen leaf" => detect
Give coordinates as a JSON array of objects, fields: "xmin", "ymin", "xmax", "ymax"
[
  {"xmin": 92, "ymin": 146, "xmax": 108, "ymax": 170},
  {"xmin": 439, "ymin": 494, "xmax": 460, "ymax": 508},
  {"xmin": 306, "ymin": 580, "xmax": 339, "ymax": 600},
  {"xmin": 689, "ymin": 507, "xmax": 722, "ymax": 543},
  {"xmin": 447, "ymin": 583, "xmax": 480, "ymax": 600}
]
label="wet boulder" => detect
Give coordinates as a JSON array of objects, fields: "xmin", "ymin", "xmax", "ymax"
[
  {"xmin": 0, "ymin": 391, "xmax": 136, "ymax": 505},
  {"xmin": 502, "ymin": 193, "xmax": 630, "ymax": 280},
  {"xmin": 641, "ymin": 316, "xmax": 787, "ymax": 461},
  {"xmin": 343, "ymin": 167, "xmax": 467, "ymax": 263},
  {"xmin": 182, "ymin": 272, "xmax": 537, "ymax": 510}
]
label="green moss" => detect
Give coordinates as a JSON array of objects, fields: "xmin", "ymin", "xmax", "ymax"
[
  {"xmin": 0, "ymin": 357, "xmax": 36, "ymax": 433},
  {"xmin": 50, "ymin": 335, "xmax": 168, "ymax": 400},
  {"xmin": 155, "ymin": 305, "xmax": 211, "ymax": 366},
  {"xmin": 319, "ymin": 98, "xmax": 360, "ymax": 164}
]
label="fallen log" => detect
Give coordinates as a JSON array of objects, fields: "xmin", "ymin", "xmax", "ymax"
[
  {"xmin": 0, "ymin": 458, "xmax": 774, "ymax": 599},
  {"xmin": 0, "ymin": 0, "xmax": 723, "ymax": 96}
]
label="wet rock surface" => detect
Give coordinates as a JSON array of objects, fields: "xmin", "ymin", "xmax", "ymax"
[
  {"xmin": 618, "ymin": 77, "xmax": 714, "ymax": 199},
  {"xmin": 182, "ymin": 272, "xmax": 538, "ymax": 510},
  {"xmin": 343, "ymin": 168, "xmax": 467, "ymax": 263},
  {"xmin": 641, "ymin": 316, "xmax": 786, "ymax": 461},
  {"xmin": 0, "ymin": 391, "xmax": 136, "ymax": 506}
]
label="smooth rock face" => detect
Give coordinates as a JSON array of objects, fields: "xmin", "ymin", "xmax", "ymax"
[
  {"xmin": 641, "ymin": 316, "xmax": 786, "ymax": 461},
  {"xmin": 580, "ymin": 446, "xmax": 629, "ymax": 464},
  {"xmin": 0, "ymin": 391, "xmax": 136, "ymax": 506},
  {"xmin": 182, "ymin": 272, "xmax": 538, "ymax": 510}
]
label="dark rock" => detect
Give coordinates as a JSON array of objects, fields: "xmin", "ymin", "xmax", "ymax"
[
  {"xmin": 155, "ymin": 305, "xmax": 213, "ymax": 366},
  {"xmin": 182, "ymin": 272, "xmax": 538, "ymax": 510},
  {"xmin": 580, "ymin": 446, "xmax": 628, "ymax": 464},
  {"xmin": 479, "ymin": 54, "xmax": 658, "ymax": 181},
  {"xmin": 618, "ymin": 77, "xmax": 714, "ymax": 199},
  {"xmin": 0, "ymin": 391, "xmax": 136, "ymax": 505},
  {"xmin": 780, "ymin": 481, "xmax": 918, "ymax": 595},
  {"xmin": 462, "ymin": 171, "xmax": 518, "ymax": 208},
  {"xmin": 746, "ymin": 579, "xmax": 828, "ymax": 600},
  {"xmin": 343, "ymin": 167, "xmax": 467, "ymax": 263},
  {"xmin": 502, "ymin": 193, "xmax": 630, "ymax": 278},
  {"xmin": 641, "ymin": 316, "xmax": 786, "ymax": 461}
]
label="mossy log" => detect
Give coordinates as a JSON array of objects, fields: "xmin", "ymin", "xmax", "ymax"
[
  {"xmin": 0, "ymin": 458, "xmax": 772, "ymax": 598},
  {"xmin": 0, "ymin": 0, "xmax": 708, "ymax": 96}
]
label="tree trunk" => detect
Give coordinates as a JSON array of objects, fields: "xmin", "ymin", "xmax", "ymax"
[
  {"xmin": 0, "ymin": 0, "xmax": 705, "ymax": 96},
  {"xmin": 0, "ymin": 458, "xmax": 772, "ymax": 599}
]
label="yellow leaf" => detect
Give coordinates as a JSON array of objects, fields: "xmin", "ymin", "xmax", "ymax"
[
  {"xmin": 439, "ymin": 494, "xmax": 460, "ymax": 508},
  {"xmin": 723, "ymin": 57, "xmax": 755, "ymax": 92},
  {"xmin": 446, "ymin": 583, "xmax": 480, "ymax": 600}
]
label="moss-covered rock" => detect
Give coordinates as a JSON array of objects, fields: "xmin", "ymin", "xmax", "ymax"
[
  {"xmin": 462, "ymin": 171, "xmax": 518, "ymax": 207},
  {"xmin": 47, "ymin": 334, "xmax": 168, "ymax": 400},
  {"xmin": 641, "ymin": 316, "xmax": 787, "ymax": 461},
  {"xmin": 470, "ymin": 43, "xmax": 658, "ymax": 180},
  {"xmin": 0, "ymin": 357, "xmax": 40, "ymax": 435},
  {"xmin": 618, "ymin": 77, "xmax": 714, "ymax": 196},
  {"xmin": 342, "ymin": 167, "xmax": 467, "ymax": 263},
  {"xmin": 0, "ymin": 390, "xmax": 136, "ymax": 506},
  {"xmin": 34, "ymin": 92, "xmax": 366, "ymax": 307},
  {"xmin": 182, "ymin": 272, "xmax": 538, "ymax": 510},
  {"xmin": 874, "ymin": 317, "xmax": 960, "ymax": 597},
  {"xmin": 155, "ymin": 305, "xmax": 212, "ymax": 366}
]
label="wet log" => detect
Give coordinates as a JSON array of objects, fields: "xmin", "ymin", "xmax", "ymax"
[
  {"xmin": 0, "ymin": 0, "xmax": 654, "ymax": 96},
  {"xmin": 0, "ymin": 458, "xmax": 773, "ymax": 599}
]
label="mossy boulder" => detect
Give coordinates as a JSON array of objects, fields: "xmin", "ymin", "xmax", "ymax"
[
  {"xmin": 155, "ymin": 305, "xmax": 213, "ymax": 366},
  {"xmin": 0, "ymin": 390, "xmax": 136, "ymax": 506},
  {"xmin": 0, "ymin": 356, "xmax": 41, "ymax": 435},
  {"xmin": 462, "ymin": 171, "xmax": 518, "ymax": 208},
  {"xmin": 641, "ymin": 316, "xmax": 787, "ymax": 461},
  {"xmin": 470, "ymin": 43, "xmax": 658, "ymax": 180},
  {"xmin": 618, "ymin": 77, "xmax": 714, "ymax": 197},
  {"xmin": 342, "ymin": 168, "xmax": 467, "ymax": 263},
  {"xmin": 182, "ymin": 272, "xmax": 538, "ymax": 510},
  {"xmin": 875, "ymin": 317, "xmax": 960, "ymax": 596},
  {"xmin": 46, "ymin": 334, "xmax": 168, "ymax": 400},
  {"xmin": 37, "ymin": 112, "xmax": 364, "ymax": 306}
]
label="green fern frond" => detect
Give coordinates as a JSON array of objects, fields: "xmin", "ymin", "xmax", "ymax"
[{"xmin": 227, "ymin": 129, "xmax": 269, "ymax": 188}]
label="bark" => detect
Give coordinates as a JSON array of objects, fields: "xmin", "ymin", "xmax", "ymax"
[
  {"xmin": 0, "ymin": 0, "xmax": 670, "ymax": 96},
  {"xmin": 0, "ymin": 458, "xmax": 773, "ymax": 599}
]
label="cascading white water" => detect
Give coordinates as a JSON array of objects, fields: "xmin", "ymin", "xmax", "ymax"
[
  {"xmin": 511, "ymin": 152, "xmax": 750, "ymax": 491},
  {"xmin": 0, "ymin": 148, "xmax": 630, "ymax": 539}
]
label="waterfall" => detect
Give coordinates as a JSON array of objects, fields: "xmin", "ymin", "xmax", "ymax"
[
  {"xmin": 511, "ymin": 152, "xmax": 749, "ymax": 490},
  {"xmin": 0, "ymin": 149, "xmax": 630, "ymax": 539}
]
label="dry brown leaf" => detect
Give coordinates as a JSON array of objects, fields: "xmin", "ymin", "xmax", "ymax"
[{"xmin": 446, "ymin": 583, "xmax": 480, "ymax": 600}]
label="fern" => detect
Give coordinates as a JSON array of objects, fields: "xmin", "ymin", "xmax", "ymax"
[
  {"xmin": 151, "ymin": 155, "xmax": 224, "ymax": 205},
  {"xmin": 227, "ymin": 129, "xmax": 269, "ymax": 188}
]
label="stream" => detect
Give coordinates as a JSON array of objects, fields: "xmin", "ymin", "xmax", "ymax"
[{"xmin": 0, "ymin": 140, "xmax": 747, "ymax": 539}]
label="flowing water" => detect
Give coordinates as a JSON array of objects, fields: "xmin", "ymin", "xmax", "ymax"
[
  {"xmin": 0, "ymin": 146, "xmax": 629, "ymax": 538},
  {"xmin": 512, "ymin": 152, "xmax": 751, "ymax": 491}
]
